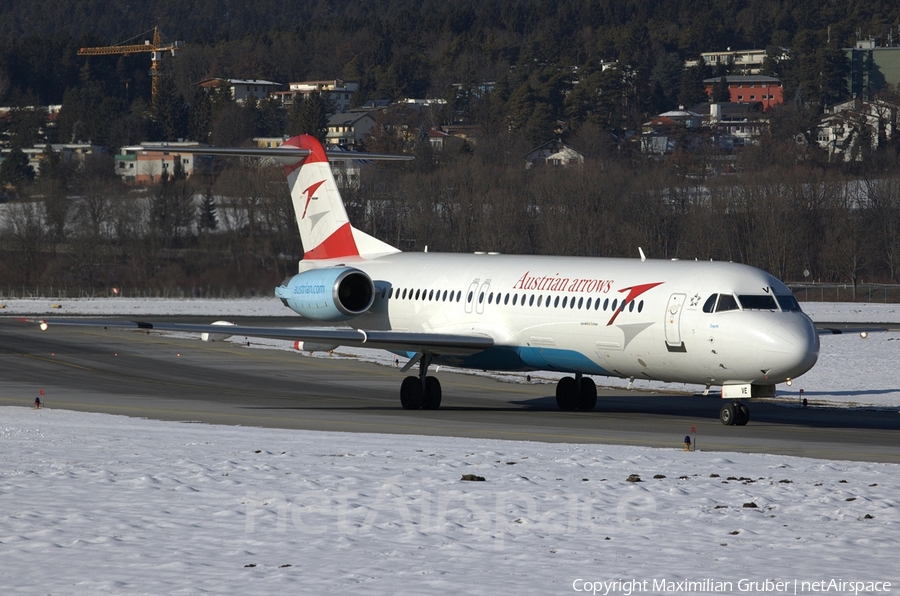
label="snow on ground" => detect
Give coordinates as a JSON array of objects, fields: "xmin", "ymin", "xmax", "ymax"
[
  {"xmin": 2, "ymin": 406, "xmax": 898, "ymax": 595},
  {"xmin": 3, "ymin": 297, "xmax": 898, "ymax": 409}
]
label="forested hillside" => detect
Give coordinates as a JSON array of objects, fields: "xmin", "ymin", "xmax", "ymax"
[{"xmin": 3, "ymin": 0, "xmax": 900, "ymax": 135}]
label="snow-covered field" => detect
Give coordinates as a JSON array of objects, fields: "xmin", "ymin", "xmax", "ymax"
[{"xmin": 2, "ymin": 407, "xmax": 899, "ymax": 595}]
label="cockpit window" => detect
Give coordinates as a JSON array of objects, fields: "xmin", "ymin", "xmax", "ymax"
[
  {"xmin": 702, "ymin": 294, "xmax": 717, "ymax": 313},
  {"xmin": 775, "ymin": 294, "xmax": 802, "ymax": 312},
  {"xmin": 737, "ymin": 294, "xmax": 778, "ymax": 311},
  {"xmin": 715, "ymin": 294, "xmax": 739, "ymax": 312}
]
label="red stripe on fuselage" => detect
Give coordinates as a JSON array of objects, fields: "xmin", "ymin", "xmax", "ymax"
[{"xmin": 303, "ymin": 222, "xmax": 360, "ymax": 259}]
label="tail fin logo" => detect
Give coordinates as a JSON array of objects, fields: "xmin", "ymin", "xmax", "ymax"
[{"xmin": 301, "ymin": 180, "xmax": 326, "ymax": 219}]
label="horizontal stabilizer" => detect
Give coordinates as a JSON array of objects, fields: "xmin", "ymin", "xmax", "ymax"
[{"xmin": 138, "ymin": 144, "xmax": 413, "ymax": 167}]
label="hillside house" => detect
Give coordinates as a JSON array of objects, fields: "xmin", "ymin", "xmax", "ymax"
[
  {"xmin": 703, "ymin": 75, "xmax": 783, "ymax": 111},
  {"xmin": 524, "ymin": 139, "xmax": 584, "ymax": 168},
  {"xmin": 325, "ymin": 112, "xmax": 376, "ymax": 149},
  {"xmin": 196, "ymin": 78, "xmax": 282, "ymax": 104},
  {"xmin": 814, "ymin": 98, "xmax": 898, "ymax": 161}
]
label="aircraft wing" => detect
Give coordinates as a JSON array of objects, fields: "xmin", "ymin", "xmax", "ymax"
[
  {"xmin": 35, "ymin": 318, "xmax": 494, "ymax": 354},
  {"xmin": 814, "ymin": 322, "xmax": 895, "ymax": 334}
]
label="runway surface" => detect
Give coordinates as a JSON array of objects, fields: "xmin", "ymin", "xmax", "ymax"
[{"xmin": 2, "ymin": 316, "xmax": 899, "ymax": 463}]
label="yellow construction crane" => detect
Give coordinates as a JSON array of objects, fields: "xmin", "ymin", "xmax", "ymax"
[{"xmin": 77, "ymin": 27, "xmax": 183, "ymax": 102}]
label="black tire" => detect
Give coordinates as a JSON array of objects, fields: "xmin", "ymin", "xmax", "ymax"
[
  {"xmin": 577, "ymin": 377, "xmax": 597, "ymax": 411},
  {"xmin": 719, "ymin": 402, "xmax": 737, "ymax": 426},
  {"xmin": 422, "ymin": 376, "xmax": 442, "ymax": 410},
  {"xmin": 400, "ymin": 376, "xmax": 423, "ymax": 410},
  {"xmin": 556, "ymin": 377, "xmax": 578, "ymax": 411},
  {"xmin": 736, "ymin": 403, "xmax": 750, "ymax": 426}
]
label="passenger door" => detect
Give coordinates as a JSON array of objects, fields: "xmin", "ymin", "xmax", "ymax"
[{"xmin": 664, "ymin": 293, "xmax": 686, "ymax": 350}]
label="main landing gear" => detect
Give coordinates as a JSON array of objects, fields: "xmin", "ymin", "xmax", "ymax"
[
  {"xmin": 555, "ymin": 373, "xmax": 597, "ymax": 411},
  {"xmin": 719, "ymin": 401, "xmax": 750, "ymax": 426},
  {"xmin": 400, "ymin": 353, "xmax": 442, "ymax": 410}
]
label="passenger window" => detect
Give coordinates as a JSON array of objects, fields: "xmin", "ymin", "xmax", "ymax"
[
  {"xmin": 504, "ymin": 293, "xmax": 509, "ymax": 305},
  {"xmin": 535, "ymin": 295, "xmax": 540, "ymax": 307},
  {"xmin": 603, "ymin": 298, "xmax": 609, "ymax": 311},
  {"xmin": 611, "ymin": 299, "xmax": 618, "ymax": 311},
  {"xmin": 415, "ymin": 289, "xmax": 421, "ymax": 300},
  {"xmin": 715, "ymin": 294, "xmax": 739, "ymax": 312},
  {"xmin": 467, "ymin": 291, "xmax": 473, "ymax": 303},
  {"xmin": 562, "ymin": 297, "xmax": 568, "ymax": 308},
  {"xmin": 554, "ymin": 296, "xmax": 560, "ymax": 308},
  {"xmin": 628, "ymin": 300, "xmax": 634, "ymax": 312},
  {"xmin": 428, "ymin": 290, "xmax": 434, "ymax": 301},
  {"xmin": 702, "ymin": 294, "xmax": 717, "ymax": 313},
  {"xmin": 402, "ymin": 289, "xmax": 407, "ymax": 299},
  {"xmin": 638, "ymin": 300, "xmax": 644, "ymax": 313},
  {"xmin": 512, "ymin": 294, "xmax": 518, "ymax": 306},
  {"xmin": 738, "ymin": 295, "xmax": 777, "ymax": 310},
  {"xmin": 479, "ymin": 292, "xmax": 485, "ymax": 303},
  {"xmin": 586, "ymin": 298, "xmax": 592, "ymax": 309},
  {"xmin": 578, "ymin": 297, "xmax": 583, "ymax": 309}
]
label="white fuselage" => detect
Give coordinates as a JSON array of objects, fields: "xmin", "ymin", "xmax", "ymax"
[{"xmin": 311, "ymin": 252, "xmax": 819, "ymax": 387}]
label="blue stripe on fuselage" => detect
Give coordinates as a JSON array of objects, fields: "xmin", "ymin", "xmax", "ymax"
[{"xmin": 395, "ymin": 346, "xmax": 610, "ymax": 376}]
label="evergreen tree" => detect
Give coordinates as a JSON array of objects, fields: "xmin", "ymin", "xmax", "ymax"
[
  {"xmin": 152, "ymin": 75, "xmax": 187, "ymax": 141},
  {"xmin": 712, "ymin": 75, "xmax": 731, "ymax": 103},
  {"xmin": 188, "ymin": 87, "xmax": 213, "ymax": 143},
  {"xmin": 0, "ymin": 147, "xmax": 35, "ymax": 187},
  {"xmin": 678, "ymin": 65, "xmax": 709, "ymax": 108},
  {"xmin": 198, "ymin": 188, "xmax": 218, "ymax": 231},
  {"xmin": 288, "ymin": 90, "xmax": 331, "ymax": 141}
]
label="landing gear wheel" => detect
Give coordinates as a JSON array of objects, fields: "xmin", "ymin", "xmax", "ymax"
[
  {"xmin": 422, "ymin": 376, "xmax": 442, "ymax": 410},
  {"xmin": 577, "ymin": 377, "xmax": 597, "ymax": 411},
  {"xmin": 735, "ymin": 403, "xmax": 750, "ymax": 426},
  {"xmin": 720, "ymin": 402, "xmax": 749, "ymax": 426},
  {"xmin": 556, "ymin": 377, "xmax": 578, "ymax": 411},
  {"xmin": 400, "ymin": 376, "xmax": 423, "ymax": 410},
  {"xmin": 719, "ymin": 402, "xmax": 737, "ymax": 426}
]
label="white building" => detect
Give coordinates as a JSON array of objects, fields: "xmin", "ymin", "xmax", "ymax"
[
  {"xmin": 115, "ymin": 142, "xmax": 212, "ymax": 184},
  {"xmin": 271, "ymin": 80, "xmax": 359, "ymax": 113},
  {"xmin": 326, "ymin": 112, "xmax": 376, "ymax": 149},
  {"xmin": 196, "ymin": 78, "xmax": 282, "ymax": 104},
  {"xmin": 814, "ymin": 99, "xmax": 898, "ymax": 161},
  {"xmin": 523, "ymin": 139, "xmax": 584, "ymax": 168}
]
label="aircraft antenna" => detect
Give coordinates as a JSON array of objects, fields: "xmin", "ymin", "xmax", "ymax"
[{"xmin": 638, "ymin": 247, "xmax": 646, "ymax": 262}]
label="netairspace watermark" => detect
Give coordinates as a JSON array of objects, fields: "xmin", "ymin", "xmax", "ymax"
[
  {"xmin": 243, "ymin": 483, "xmax": 657, "ymax": 549},
  {"xmin": 572, "ymin": 578, "xmax": 892, "ymax": 596}
]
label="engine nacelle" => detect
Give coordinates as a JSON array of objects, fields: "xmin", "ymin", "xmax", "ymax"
[
  {"xmin": 201, "ymin": 320, "xmax": 237, "ymax": 342},
  {"xmin": 294, "ymin": 340, "xmax": 339, "ymax": 353},
  {"xmin": 275, "ymin": 267, "xmax": 375, "ymax": 321}
]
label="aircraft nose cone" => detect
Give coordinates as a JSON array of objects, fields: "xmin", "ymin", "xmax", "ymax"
[{"xmin": 764, "ymin": 316, "xmax": 819, "ymax": 380}]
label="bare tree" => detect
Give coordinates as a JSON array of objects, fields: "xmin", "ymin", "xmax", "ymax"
[{"xmin": 2, "ymin": 202, "xmax": 45, "ymax": 285}]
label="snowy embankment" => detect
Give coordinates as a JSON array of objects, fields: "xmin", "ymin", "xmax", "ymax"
[
  {"xmin": 3, "ymin": 297, "xmax": 899, "ymax": 408},
  {"xmin": 1, "ymin": 406, "xmax": 898, "ymax": 595}
]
